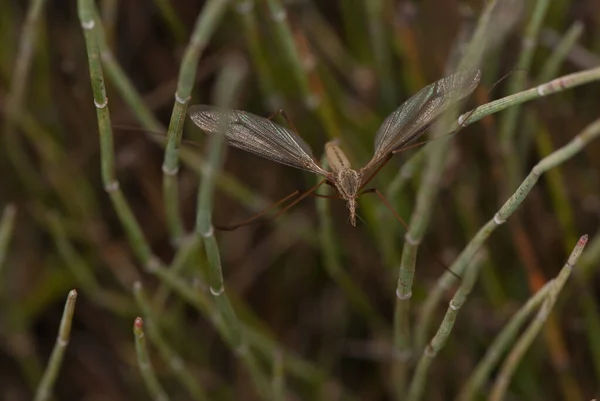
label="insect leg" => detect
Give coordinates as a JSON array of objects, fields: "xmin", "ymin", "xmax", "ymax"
[
  {"xmin": 266, "ymin": 109, "xmax": 301, "ymax": 135},
  {"xmin": 360, "ymin": 188, "xmax": 410, "ymax": 230},
  {"xmin": 214, "ymin": 190, "xmax": 301, "ymax": 231},
  {"xmin": 311, "ymin": 193, "xmax": 339, "ymax": 199},
  {"xmin": 361, "ymin": 188, "xmax": 461, "ymax": 280},
  {"xmin": 271, "ymin": 179, "xmax": 328, "ymax": 219},
  {"xmin": 359, "ymin": 154, "xmax": 393, "ymax": 191},
  {"xmin": 215, "ymin": 179, "xmax": 328, "ymax": 231}
]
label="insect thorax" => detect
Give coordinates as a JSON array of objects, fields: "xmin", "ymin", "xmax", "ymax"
[{"xmin": 334, "ymin": 169, "xmax": 361, "ymax": 201}]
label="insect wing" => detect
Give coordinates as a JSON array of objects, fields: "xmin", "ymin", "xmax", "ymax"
[
  {"xmin": 363, "ymin": 69, "xmax": 481, "ymax": 171},
  {"xmin": 189, "ymin": 105, "xmax": 329, "ymax": 176}
]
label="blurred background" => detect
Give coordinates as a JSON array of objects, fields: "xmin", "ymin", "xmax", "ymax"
[{"xmin": 1, "ymin": 0, "xmax": 600, "ymax": 400}]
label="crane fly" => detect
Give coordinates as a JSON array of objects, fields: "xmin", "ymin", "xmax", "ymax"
[{"xmin": 189, "ymin": 69, "xmax": 481, "ymax": 229}]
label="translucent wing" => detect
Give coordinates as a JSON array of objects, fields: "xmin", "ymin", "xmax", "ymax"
[
  {"xmin": 363, "ymin": 69, "xmax": 481, "ymax": 171},
  {"xmin": 188, "ymin": 105, "xmax": 329, "ymax": 177}
]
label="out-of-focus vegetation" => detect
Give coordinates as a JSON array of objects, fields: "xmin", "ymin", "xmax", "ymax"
[{"xmin": 1, "ymin": 0, "xmax": 600, "ymax": 400}]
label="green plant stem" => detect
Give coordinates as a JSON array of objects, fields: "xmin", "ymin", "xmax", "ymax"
[
  {"xmin": 162, "ymin": 0, "xmax": 229, "ymax": 244},
  {"xmin": 100, "ymin": 0, "xmax": 117, "ymax": 49},
  {"xmin": 17, "ymin": 110, "xmax": 99, "ymax": 222},
  {"xmin": 527, "ymin": 23, "xmax": 599, "ymax": 392},
  {"xmin": 264, "ymin": 0, "xmax": 341, "ymax": 140},
  {"xmin": 406, "ymin": 252, "xmax": 486, "ymax": 401},
  {"xmin": 151, "ymin": 261, "xmax": 354, "ymax": 398},
  {"xmin": 78, "ymin": 0, "xmax": 156, "ymax": 267},
  {"xmin": 2, "ymin": 0, "xmax": 48, "ymax": 195},
  {"xmin": 538, "ymin": 21, "xmax": 584, "ymax": 84},
  {"xmin": 457, "ymin": 279, "xmax": 555, "ymax": 401},
  {"xmin": 133, "ymin": 282, "xmax": 209, "ymax": 401},
  {"xmin": 299, "ymin": 3, "xmax": 364, "ymax": 96},
  {"xmin": 499, "ymin": 0, "xmax": 551, "ymax": 189},
  {"xmin": 489, "ymin": 235, "xmax": 588, "ymax": 401},
  {"xmin": 152, "ymin": 235, "xmax": 202, "ymax": 310},
  {"xmin": 263, "ymin": 0, "xmax": 315, "ymax": 110},
  {"xmin": 46, "ymin": 212, "xmax": 135, "ymax": 317},
  {"xmin": 88, "ymin": 8, "xmax": 292, "ymax": 241},
  {"xmin": 272, "ymin": 350, "xmax": 285, "ymax": 401},
  {"xmin": 4, "ymin": 0, "xmax": 45, "ymax": 119},
  {"xmin": 378, "ymin": 149, "xmax": 425, "ymax": 269},
  {"xmin": 133, "ymin": 317, "xmax": 171, "ymax": 401},
  {"xmin": 193, "ymin": 68, "xmax": 271, "ymax": 400},
  {"xmin": 152, "ymin": 0, "xmax": 187, "ymax": 43},
  {"xmin": 481, "ymin": 66, "xmax": 600, "ymax": 122},
  {"xmin": 33, "ymin": 290, "xmax": 77, "ymax": 401},
  {"xmin": 92, "ymin": 4, "xmax": 163, "ymax": 133},
  {"xmin": 0, "ymin": 204, "xmax": 17, "ymax": 275},
  {"xmin": 84, "ymin": 4, "xmax": 314, "ymax": 254},
  {"xmin": 365, "ymin": 0, "xmax": 396, "ymax": 109},
  {"xmin": 234, "ymin": 0, "xmax": 281, "ymax": 108},
  {"xmin": 415, "ymin": 117, "xmax": 600, "ymax": 357},
  {"xmin": 392, "ymin": 2, "xmax": 498, "ymax": 395},
  {"xmin": 422, "ymin": 66, "xmax": 600, "ymax": 161}
]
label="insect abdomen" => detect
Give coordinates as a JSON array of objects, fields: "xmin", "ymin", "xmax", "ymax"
[{"xmin": 325, "ymin": 141, "xmax": 352, "ymax": 173}]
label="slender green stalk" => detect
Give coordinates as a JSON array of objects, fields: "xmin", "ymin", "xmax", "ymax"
[
  {"xmin": 152, "ymin": 262, "xmax": 354, "ymax": 399},
  {"xmin": 456, "ymin": 66, "xmax": 600, "ymax": 131},
  {"xmin": 100, "ymin": 0, "xmax": 117, "ymax": 49},
  {"xmin": 2, "ymin": 0, "xmax": 47, "ymax": 140},
  {"xmin": 78, "ymin": 0, "xmax": 156, "ymax": 266},
  {"xmin": 0, "ymin": 204, "xmax": 17, "ymax": 274},
  {"xmin": 378, "ymin": 144, "xmax": 424, "ymax": 269},
  {"xmin": 263, "ymin": 0, "xmax": 341, "ymax": 140},
  {"xmin": 489, "ymin": 235, "xmax": 588, "ymax": 401},
  {"xmin": 396, "ymin": 65, "xmax": 600, "ymax": 186},
  {"xmin": 133, "ymin": 282, "xmax": 209, "ymax": 401},
  {"xmin": 91, "ymin": 4, "xmax": 163, "ymax": 133},
  {"xmin": 152, "ymin": 0, "xmax": 187, "ymax": 43},
  {"xmin": 33, "ymin": 290, "xmax": 77, "ymax": 401},
  {"xmin": 193, "ymin": 62, "xmax": 270, "ymax": 399},
  {"xmin": 528, "ymin": 21, "xmax": 584, "ymax": 251},
  {"xmin": 86, "ymin": 6, "xmax": 289, "ymax": 244},
  {"xmin": 387, "ymin": 150, "xmax": 425, "ymax": 205},
  {"xmin": 405, "ymin": 252, "xmax": 486, "ymax": 401},
  {"xmin": 133, "ymin": 317, "xmax": 171, "ymax": 401},
  {"xmin": 17, "ymin": 109, "xmax": 99, "ymax": 222},
  {"xmin": 415, "ymin": 117, "xmax": 600, "ymax": 355},
  {"xmin": 47, "ymin": 212, "xmax": 99, "ymax": 292},
  {"xmin": 272, "ymin": 350, "xmax": 285, "ymax": 401},
  {"xmin": 234, "ymin": 0, "xmax": 281, "ymax": 108},
  {"xmin": 499, "ymin": 0, "xmax": 551, "ymax": 188},
  {"xmin": 392, "ymin": 2, "xmax": 499, "ymax": 394},
  {"xmin": 365, "ymin": 0, "xmax": 396, "ymax": 109},
  {"xmin": 163, "ymin": 0, "xmax": 229, "ymax": 243},
  {"xmin": 85, "ymin": 3, "xmax": 313, "ymax": 253},
  {"xmin": 452, "ymin": 179, "xmax": 506, "ymax": 308},
  {"xmin": 457, "ymin": 279, "xmax": 555, "ymax": 401},
  {"xmin": 264, "ymin": 0, "xmax": 316, "ymax": 109},
  {"xmin": 299, "ymin": 3, "xmax": 364, "ymax": 95},
  {"xmin": 339, "ymin": 0, "xmax": 370, "ymax": 63},
  {"xmin": 152, "ymin": 235, "xmax": 202, "ymax": 310},
  {"xmin": 2, "ymin": 0, "xmax": 48, "ymax": 194},
  {"xmin": 526, "ymin": 25, "xmax": 598, "ymax": 392},
  {"xmin": 539, "ymin": 22, "xmax": 584, "ymax": 83},
  {"xmin": 46, "ymin": 212, "xmax": 135, "ymax": 317}
]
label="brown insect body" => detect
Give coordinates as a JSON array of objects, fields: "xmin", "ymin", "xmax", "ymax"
[
  {"xmin": 188, "ymin": 69, "xmax": 482, "ymax": 228},
  {"xmin": 325, "ymin": 141, "xmax": 362, "ymax": 226}
]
